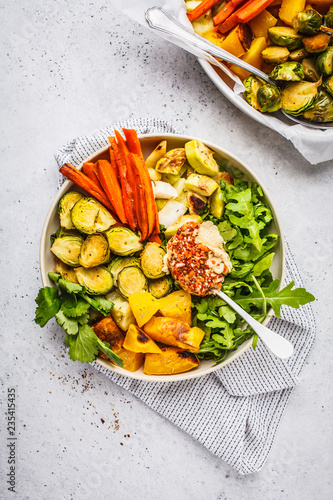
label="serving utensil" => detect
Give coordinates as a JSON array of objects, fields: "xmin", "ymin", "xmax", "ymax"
[
  {"xmin": 145, "ymin": 7, "xmax": 333, "ymax": 130},
  {"xmin": 214, "ymin": 289, "xmax": 293, "ymax": 359}
]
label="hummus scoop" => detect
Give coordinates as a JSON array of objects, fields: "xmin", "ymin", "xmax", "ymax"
[{"xmin": 165, "ymin": 221, "xmax": 294, "ymax": 360}]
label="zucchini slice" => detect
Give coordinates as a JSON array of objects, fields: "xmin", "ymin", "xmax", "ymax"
[
  {"xmin": 105, "ymin": 290, "xmax": 135, "ymax": 331},
  {"xmin": 107, "ymin": 257, "xmax": 141, "ymax": 284},
  {"xmin": 117, "ymin": 266, "xmax": 148, "ymax": 298},
  {"xmin": 75, "ymin": 266, "xmax": 113, "ymax": 295},
  {"xmin": 148, "ymin": 276, "xmax": 172, "ymax": 299},
  {"xmin": 58, "ymin": 191, "xmax": 85, "ymax": 230},
  {"xmin": 105, "ymin": 227, "xmax": 143, "ymax": 256},
  {"xmin": 155, "ymin": 148, "xmax": 187, "ymax": 175},
  {"xmin": 50, "ymin": 235, "xmax": 84, "ymax": 267},
  {"xmin": 79, "ymin": 233, "xmax": 110, "ymax": 268},
  {"xmin": 140, "ymin": 242, "xmax": 166, "ymax": 279},
  {"xmin": 185, "ymin": 140, "xmax": 219, "ymax": 177},
  {"xmin": 71, "ymin": 197, "xmax": 116, "ymax": 234},
  {"xmin": 145, "ymin": 140, "xmax": 167, "ymax": 169}
]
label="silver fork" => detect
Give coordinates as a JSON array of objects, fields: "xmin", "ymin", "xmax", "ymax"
[{"xmin": 145, "ymin": 7, "xmax": 333, "ymax": 130}]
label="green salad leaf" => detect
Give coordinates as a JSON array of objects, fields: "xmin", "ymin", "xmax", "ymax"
[{"xmin": 35, "ymin": 287, "xmax": 61, "ymax": 327}]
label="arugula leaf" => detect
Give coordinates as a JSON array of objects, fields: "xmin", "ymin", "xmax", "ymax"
[
  {"xmin": 34, "ymin": 287, "xmax": 61, "ymax": 327},
  {"xmin": 212, "ymin": 323, "xmax": 234, "ymax": 349},
  {"xmin": 67, "ymin": 325, "xmax": 99, "ymax": 363},
  {"xmin": 252, "ymin": 252, "xmax": 275, "ymax": 277},
  {"xmin": 95, "ymin": 337, "xmax": 123, "ymax": 367}
]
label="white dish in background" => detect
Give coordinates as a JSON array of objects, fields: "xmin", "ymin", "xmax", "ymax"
[{"xmin": 40, "ymin": 133, "xmax": 285, "ymax": 382}]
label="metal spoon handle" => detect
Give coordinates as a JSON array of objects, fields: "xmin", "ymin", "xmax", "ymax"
[
  {"xmin": 145, "ymin": 7, "xmax": 272, "ymax": 84},
  {"xmin": 215, "ymin": 289, "xmax": 294, "ymax": 359}
]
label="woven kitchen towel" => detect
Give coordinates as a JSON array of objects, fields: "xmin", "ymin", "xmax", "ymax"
[{"xmin": 55, "ymin": 118, "xmax": 316, "ymax": 474}]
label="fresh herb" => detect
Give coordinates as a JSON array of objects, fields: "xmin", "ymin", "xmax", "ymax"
[{"xmin": 34, "ymin": 278, "xmax": 122, "ymax": 366}]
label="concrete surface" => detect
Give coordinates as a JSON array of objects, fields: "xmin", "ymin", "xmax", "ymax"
[{"xmin": 1, "ymin": 1, "xmax": 333, "ymax": 499}]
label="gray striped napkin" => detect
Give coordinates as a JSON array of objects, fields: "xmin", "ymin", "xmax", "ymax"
[{"xmin": 55, "ymin": 118, "xmax": 316, "ymax": 474}]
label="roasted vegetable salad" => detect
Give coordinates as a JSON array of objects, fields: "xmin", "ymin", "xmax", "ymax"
[
  {"xmin": 35, "ymin": 130, "xmax": 315, "ymax": 375},
  {"xmin": 186, "ymin": 0, "xmax": 333, "ymax": 123}
]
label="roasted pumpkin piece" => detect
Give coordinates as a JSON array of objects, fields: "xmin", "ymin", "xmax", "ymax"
[
  {"xmin": 92, "ymin": 316, "xmax": 125, "ymax": 357},
  {"xmin": 128, "ymin": 292, "xmax": 160, "ymax": 327},
  {"xmin": 158, "ymin": 290, "xmax": 192, "ymax": 325},
  {"xmin": 229, "ymin": 37, "xmax": 267, "ymax": 81},
  {"xmin": 249, "ymin": 9, "xmax": 278, "ymax": 38},
  {"xmin": 279, "ymin": 0, "xmax": 306, "ymax": 26},
  {"xmin": 115, "ymin": 348, "xmax": 144, "ymax": 372},
  {"xmin": 123, "ymin": 324, "xmax": 162, "ymax": 354},
  {"xmin": 144, "ymin": 347, "xmax": 199, "ymax": 375},
  {"xmin": 220, "ymin": 25, "xmax": 247, "ymax": 58},
  {"xmin": 144, "ymin": 317, "xmax": 205, "ymax": 351}
]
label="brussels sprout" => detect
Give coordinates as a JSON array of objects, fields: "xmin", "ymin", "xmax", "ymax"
[
  {"xmin": 107, "ymin": 257, "xmax": 141, "ymax": 284},
  {"xmin": 292, "ymin": 8, "xmax": 322, "ymax": 35},
  {"xmin": 79, "ymin": 233, "xmax": 110, "ymax": 268},
  {"xmin": 325, "ymin": 6, "xmax": 333, "ymax": 29},
  {"xmin": 267, "ymin": 27, "xmax": 303, "ymax": 50},
  {"xmin": 289, "ymin": 48, "xmax": 310, "ymax": 62},
  {"xmin": 71, "ymin": 198, "xmax": 116, "ymax": 234},
  {"xmin": 269, "ymin": 62, "xmax": 305, "ymax": 82},
  {"xmin": 105, "ymin": 227, "xmax": 143, "ymax": 256},
  {"xmin": 243, "ymin": 74, "xmax": 266, "ymax": 111},
  {"xmin": 155, "ymin": 148, "xmax": 186, "ymax": 175},
  {"xmin": 302, "ymin": 58, "xmax": 321, "ymax": 81},
  {"xmin": 281, "ymin": 80, "xmax": 321, "ymax": 116},
  {"xmin": 185, "ymin": 140, "xmax": 219, "ymax": 177},
  {"xmin": 140, "ymin": 242, "xmax": 166, "ymax": 279},
  {"xmin": 117, "ymin": 266, "xmax": 148, "ymax": 299},
  {"xmin": 148, "ymin": 276, "xmax": 172, "ymax": 299},
  {"xmin": 58, "ymin": 191, "xmax": 85, "ymax": 230},
  {"xmin": 303, "ymin": 89, "xmax": 333, "ymax": 122},
  {"xmin": 54, "ymin": 259, "xmax": 79, "ymax": 283},
  {"xmin": 323, "ymin": 75, "xmax": 333, "ymax": 98},
  {"xmin": 302, "ymin": 33, "xmax": 330, "ymax": 54},
  {"xmin": 50, "ymin": 235, "xmax": 84, "ymax": 267},
  {"xmin": 261, "ymin": 46, "xmax": 290, "ymax": 65},
  {"xmin": 316, "ymin": 46, "xmax": 333, "ymax": 76},
  {"xmin": 257, "ymin": 84, "xmax": 281, "ymax": 112},
  {"xmin": 75, "ymin": 266, "xmax": 113, "ymax": 295}
]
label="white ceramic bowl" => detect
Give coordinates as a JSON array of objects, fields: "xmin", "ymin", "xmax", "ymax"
[{"xmin": 40, "ymin": 133, "xmax": 285, "ymax": 381}]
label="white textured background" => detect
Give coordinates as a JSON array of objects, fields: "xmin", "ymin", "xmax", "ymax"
[{"xmin": 1, "ymin": 1, "xmax": 333, "ymax": 499}]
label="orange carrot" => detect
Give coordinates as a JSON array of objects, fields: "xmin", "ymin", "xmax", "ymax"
[
  {"xmin": 109, "ymin": 137, "xmax": 137, "ymax": 231},
  {"xmin": 59, "ymin": 163, "xmax": 114, "ymax": 212},
  {"xmin": 82, "ymin": 162, "xmax": 104, "ymax": 189},
  {"xmin": 187, "ymin": 0, "xmax": 222, "ymax": 23},
  {"xmin": 96, "ymin": 157, "xmax": 127, "ymax": 224},
  {"xmin": 128, "ymin": 154, "xmax": 149, "ymax": 241},
  {"xmin": 122, "ymin": 128, "xmax": 143, "ymax": 157},
  {"xmin": 149, "ymin": 234, "xmax": 162, "ymax": 244},
  {"xmin": 213, "ymin": 0, "xmax": 246, "ymax": 25},
  {"xmin": 218, "ymin": 0, "xmax": 274, "ymax": 33}
]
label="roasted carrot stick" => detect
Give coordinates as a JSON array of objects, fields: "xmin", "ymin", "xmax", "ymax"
[
  {"xmin": 122, "ymin": 128, "xmax": 143, "ymax": 157},
  {"xmin": 213, "ymin": 0, "xmax": 246, "ymax": 25},
  {"xmin": 128, "ymin": 154, "xmax": 149, "ymax": 241},
  {"xmin": 82, "ymin": 162, "xmax": 104, "ymax": 189},
  {"xmin": 187, "ymin": 0, "xmax": 222, "ymax": 23},
  {"xmin": 218, "ymin": 0, "xmax": 274, "ymax": 33},
  {"xmin": 109, "ymin": 137, "xmax": 137, "ymax": 231},
  {"xmin": 149, "ymin": 234, "xmax": 162, "ymax": 244},
  {"xmin": 96, "ymin": 158, "xmax": 127, "ymax": 224},
  {"xmin": 59, "ymin": 163, "xmax": 114, "ymax": 212}
]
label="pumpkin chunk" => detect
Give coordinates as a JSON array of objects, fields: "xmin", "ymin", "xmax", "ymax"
[
  {"xmin": 144, "ymin": 347, "xmax": 199, "ymax": 375},
  {"xmin": 158, "ymin": 290, "xmax": 192, "ymax": 325},
  {"xmin": 128, "ymin": 292, "xmax": 160, "ymax": 327},
  {"xmin": 123, "ymin": 324, "xmax": 162, "ymax": 354},
  {"xmin": 144, "ymin": 317, "xmax": 205, "ymax": 351}
]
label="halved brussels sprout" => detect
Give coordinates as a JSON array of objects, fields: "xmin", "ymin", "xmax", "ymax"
[
  {"xmin": 302, "ymin": 58, "xmax": 321, "ymax": 81},
  {"xmin": 79, "ymin": 233, "xmax": 110, "ymax": 268},
  {"xmin": 289, "ymin": 47, "xmax": 310, "ymax": 62},
  {"xmin": 155, "ymin": 149, "xmax": 186, "ymax": 175},
  {"xmin": 50, "ymin": 235, "xmax": 84, "ymax": 267},
  {"xmin": 257, "ymin": 84, "xmax": 281, "ymax": 112},
  {"xmin": 145, "ymin": 140, "xmax": 167, "ymax": 169},
  {"xmin": 148, "ymin": 276, "xmax": 172, "ymax": 299},
  {"xmin": 267, "ymin": 27, "xmax": 303, "ymax": 50},
  {"xmin": 140, "ymin": 242, "xmax": 166, "ymax": 279},
  {"xmin": 185, "ymin": 140, "xmax": 219, "ymax": 177},
  {"xmin": 325, "ymin": 6, "xmax": 333, "ymax": 29},
  {"xmin": 261, "ymin": 46, "xmax": 290, "ymax": 65},
  {"xmin": 292, "ymin": 8, "xmax": 322, "ymax": 35},
  {"xmin": 54, "ymin": 258, "xmax": 79, "ymax": 283},
  {"xmin": 269, "ymin": 62, "xmax": 305, "ymax": 82},
  {"xmin": 58, "ymin": 191, "xmax": 85, "ymax": 230},
  {"xmin": 117, "ymin": 266, "xmax": 148, "ymax": 298},
  {"xmin": 323, "ymin": 75, "xmax": 333, "ymax": 98},
  {"xmin": 105, "ymin": 227, "xmax": 143, "ymax": 256},
  {"xmin": 185, "ymin": 173, "xmax": 219, "ymax": 197},
  {"xmin": 316, "ymin": 47, "xmax": 333, "ymax": 76},
  {"xmin": 71, "ymin": 198, "xmax": 116, "ymax": 234},
  {"xmin": 302, "ymin": 33, "xmax": 330, "ymax": 54},
  {"xmin": 75, "ymin": 266, "xmax": 113, "ymax": 295},
  {"xmin": 243, "ymin": 74, "xmax": 266, "ymax": 111},
  {"xmin": 281, "ymin": 80, "xmax": 321, "ymax": 116},
  {"xmin": 303, "ymin": 89, "xmax": 333, "ymax": 122},
  {"xmin": 107, "ymin": 256, "xmax": 141, "ymax": 284}
]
